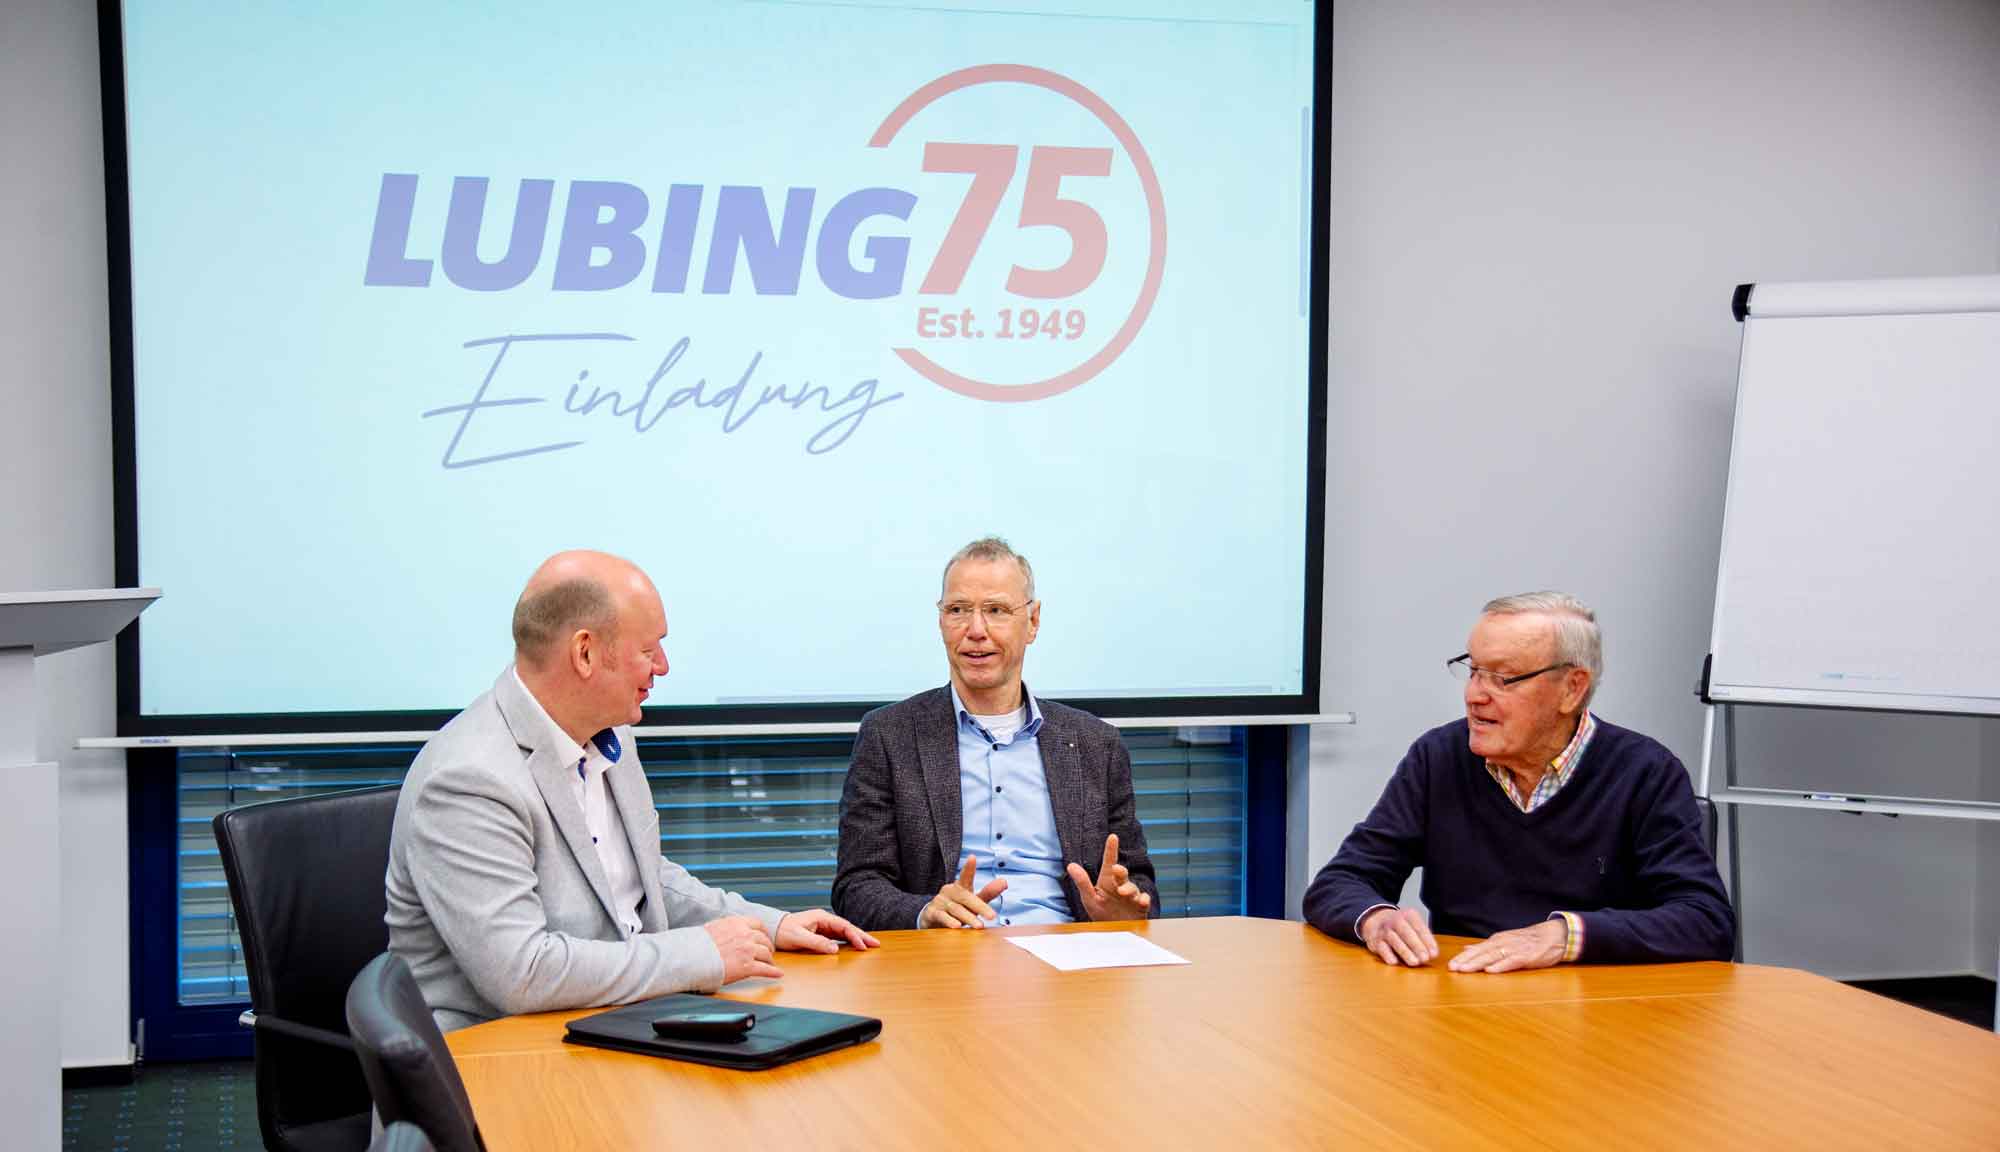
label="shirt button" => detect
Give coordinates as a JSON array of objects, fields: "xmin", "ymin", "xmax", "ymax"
[
  {"xmin": 991, "ymin": 743, "xmax": 1000, "ymax": 751},
  {"xmin": 995, "ymin": 785, "xmax": 1003, "ymax": 793},
  {"xmin": 1003, "ymin": 919, "xmax": 1012, "ymax": 926},
  {"xmin": 998, "ymin": 860, "xmax": 1007, "ymax": 868},
  {"xmin": 997, "ymin": 832, "xmax": 1004, "ymax": 840}
]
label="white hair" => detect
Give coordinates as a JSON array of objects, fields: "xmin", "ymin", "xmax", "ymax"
[{"xmin": 1481, "ymin": 591, "xmax": 1602, "ymax": 705}]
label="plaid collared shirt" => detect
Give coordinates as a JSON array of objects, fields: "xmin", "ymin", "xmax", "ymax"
[
  {"xmin": 1487, "ymin": 711, "xmax": 1596, "ymax": 814},
  {"xmin": 1486, "ymin": 711, "xmax": 1596, "ymax": 962}
]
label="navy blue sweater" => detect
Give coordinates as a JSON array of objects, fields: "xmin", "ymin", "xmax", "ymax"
[{"xmin": 1302, "ymin": 718, "xmax": 1734, "ymax": 963}]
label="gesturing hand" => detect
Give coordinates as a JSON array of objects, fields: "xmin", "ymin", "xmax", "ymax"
[
  {"xmin": 1358, "ymin": 905, "xmax": 1439, "ymax": 967},
  {"xmin": 1065, "ymin": 834, "xmax": 1152, "ymax": 922},
  {"xmin": 922, "ymin": 855, "xmax": 1008, "ymax": 929},
  {"xmin": 1448, "ymin": 919, "xmax": 1568, "ymax": 974},
  {"xmin": 704, "ymin": 915, "xmax": 782, "ymax": 984},
  {"xmin": 773, "ymin": 909, "xmax": 881, "ymax": 954}
]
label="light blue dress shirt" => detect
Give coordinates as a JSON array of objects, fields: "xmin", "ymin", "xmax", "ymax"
[{"xmin": 938, "ymin": 684, "xmax": 1072, "ymax": 927}]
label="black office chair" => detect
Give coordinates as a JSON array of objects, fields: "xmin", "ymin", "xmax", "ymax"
[
  {"xmin": 370, "ymin": 1123, "xmax": 436, "ymax": 1152},
  {"xmin": 212, "ymin": 784, "xmax": 402, "ymax": 1152},
  {"xmin": 346, "ymin": 952, "xmax": 487, "ymax": 1152},
  {"xmin": 1694, "ymin": 795, "xmax": 1719, "ymax": 857}
]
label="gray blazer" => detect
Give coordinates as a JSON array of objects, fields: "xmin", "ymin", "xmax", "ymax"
[
  {"xmin": 832, "ymin": 686, "xmax": 1159, "ymax": 931},
  {"xmin": 385, "ymin": 668, "xmax": 785, "ymax": 1031}
]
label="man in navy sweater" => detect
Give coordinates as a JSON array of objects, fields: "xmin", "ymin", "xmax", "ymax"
[{"xmin": 1303, "ymin": 592, "xmax": 1733, "ymax": 971}]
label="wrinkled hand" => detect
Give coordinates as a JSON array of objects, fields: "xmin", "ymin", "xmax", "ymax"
[
  {"xmin": 1358, "ymin": 905, "xmax": 1439, "ymax": 967},
  {"xmin": 1065, "ymin": 834, "xmax": 1152, "ymax": 922},
  {"xmin": 1448, "ymin": 919, "xmax": 1568, "ymax": 974},
  {"xmin": 774, "ymin": 908, "xmax": 881, "ymax": 954},
  {"xmin": 922, "ymin": 855, "xmax": 1008, "ymax": 929},
  {"xmin": 704, "ymin": 915, "xmax": 782, "ymax": 984}
]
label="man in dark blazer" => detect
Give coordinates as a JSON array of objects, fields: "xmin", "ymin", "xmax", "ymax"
[{"xmin": 834, "ymin": 537, "xmax": 1158, "ymax": 931}]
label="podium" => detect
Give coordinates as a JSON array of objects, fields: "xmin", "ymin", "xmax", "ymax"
[{"xmin": 0, "ymin": 589, "xmax": 158, "ymax": 1152}]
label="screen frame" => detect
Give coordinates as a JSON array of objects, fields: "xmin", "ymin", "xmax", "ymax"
[{"xmin": 101, "ymin": 0, "xmax": 1332, "ymax": 736}]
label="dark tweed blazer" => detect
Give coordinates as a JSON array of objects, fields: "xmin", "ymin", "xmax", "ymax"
[{"xmin": 833, "ymin": 685, "xmax": 1159, "ymax": 931}]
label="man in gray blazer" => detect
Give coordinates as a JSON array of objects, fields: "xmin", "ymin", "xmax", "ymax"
[
  {"xmin": 387, "ymin": 550, "xmax": 877, "ymax": 1030},
  {"xmin": 834, "ymin": 537, "xmax": 1158, "ymax": 931}
]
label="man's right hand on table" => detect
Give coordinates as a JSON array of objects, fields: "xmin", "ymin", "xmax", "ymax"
[
  {"xmin": 705, "ymin": 915, "xmax": 783, "ymax": 982},
  {"xmin": 1359, "ymin": 905, "xmax": 1440, "ymax": 966},
  {"xmin": 921, "ymin": 854, "xmax": 1008, "ymax": 928}
]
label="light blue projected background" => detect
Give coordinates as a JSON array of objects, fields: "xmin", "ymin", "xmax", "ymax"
[{"xmin": 122, "ymin": 0, "xmax": 1318, "ymax": 716}]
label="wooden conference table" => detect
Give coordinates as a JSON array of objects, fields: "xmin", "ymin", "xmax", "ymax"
[{"xmin": 447, "ymin": 916, "xmax": 2000, "ymax": 1150}]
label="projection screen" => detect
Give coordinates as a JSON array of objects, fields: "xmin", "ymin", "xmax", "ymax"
[{"xmin": 107, "ymin": 0, "xmax": 1329, "ymax": 732}]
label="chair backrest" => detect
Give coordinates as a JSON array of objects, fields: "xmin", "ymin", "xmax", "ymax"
[
  {"xmin": 1694, "ymin": 795, "xmax": 1719, "ymax": 857},
  {"xmin": 213, "ymin": 784, "xmax": 402, "ymax": 1150},
  {"xmin": 346, "ymin": 952, "xmax": 486, "ymax": 1152}
]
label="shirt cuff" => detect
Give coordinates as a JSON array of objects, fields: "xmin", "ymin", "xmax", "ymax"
[
  {"xmin": 1353, "ymin": 903, "xmax": 1396, "ymax": 942},
  {"xmin": 1548, "ymin": 911, "xmax": 1584, "ymax": 962}
]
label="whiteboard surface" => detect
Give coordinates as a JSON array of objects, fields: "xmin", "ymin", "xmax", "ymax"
[{"xmin": 1708, "ymin": 298, "xmax": 2000, "ymax": 715}]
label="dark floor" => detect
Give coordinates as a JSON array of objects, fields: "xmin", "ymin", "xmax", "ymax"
[
  {"xmin": 65, "ymin": 1060, "xmax": 254, "ymax": 1152},
  {"xmin": 60, "ymin": 976, "xmax": 1998, "ymax": 1150}
]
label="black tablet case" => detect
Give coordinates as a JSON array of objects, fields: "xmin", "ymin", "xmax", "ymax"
[{"xmin": 562, "ymin": 994, "xmax": 882, "ymax": 1070}]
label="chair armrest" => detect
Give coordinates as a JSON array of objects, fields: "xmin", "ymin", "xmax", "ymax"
[{"xmin": 238, "ymin": 1009, "xmax": 357, "ymax": 1052}]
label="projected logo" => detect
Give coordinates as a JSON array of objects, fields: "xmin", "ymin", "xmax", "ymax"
[
  {"xmin": 866, "ymin": 64, "xmax": 1167, "ymax": 403},
  {"xmin": 366, "ymin": 65, "xmax": 1164, "ymax": 465}
]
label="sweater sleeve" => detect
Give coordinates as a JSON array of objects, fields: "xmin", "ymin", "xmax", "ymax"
[
  {"xmin": 1574, "ymin": 753, "xmax": 1735, "ymax": 963},
  {"xmin": 1302, "ymin": 740, "xmax": 1431, "ymax": 944}
]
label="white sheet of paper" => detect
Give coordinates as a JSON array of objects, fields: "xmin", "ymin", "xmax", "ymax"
[{"xmin": 1003, "ymin": 931, "xmax": 1191, "ymax": 971}]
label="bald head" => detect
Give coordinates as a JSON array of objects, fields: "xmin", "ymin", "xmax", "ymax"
[
  {"xmin": 512, "ymin": 550, "xmax": 653, "ymax": 669},
  {"xmin": 510, "ymin": 550, "xmax": 669, "ymax": 742}
]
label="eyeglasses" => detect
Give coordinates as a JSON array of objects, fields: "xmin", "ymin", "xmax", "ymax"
[
  {"xmin": 1446, "ymin": 653, "xmax": 1570, "ymax": 691},
  {"xmin": 938, "ymin": 599, "xmax": 1036, "ymax": 628}
]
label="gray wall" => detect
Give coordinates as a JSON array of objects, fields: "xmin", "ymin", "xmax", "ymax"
[
  {"xmin": 1310, "ymin": 0, "xmax": 2000, "ymax": 979},
  {"xmin": 0, "ymin": 0, "xmax": 131, "ymax": 1066},
  {"xmin": 1726, "ymin": 711, "xmax": 1987, "ymax": 976},
  {"xmin": 1981, "ymin": 733, "xmax": 2000, "ymax": 980}
]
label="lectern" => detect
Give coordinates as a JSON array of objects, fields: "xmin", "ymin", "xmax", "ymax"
[{"xmin": 0, "ymin": 588, "xmax": 158, "ymax": 1152}]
